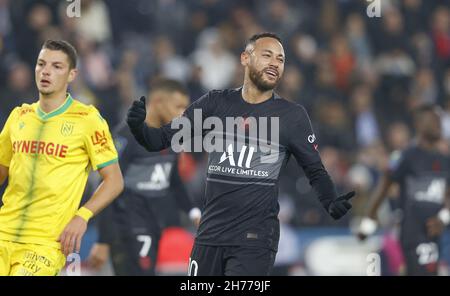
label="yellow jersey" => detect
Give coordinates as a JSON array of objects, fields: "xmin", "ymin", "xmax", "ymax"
[{"xmin": 0, "ymin": 94, "xmax": 118, "ymax": 249}]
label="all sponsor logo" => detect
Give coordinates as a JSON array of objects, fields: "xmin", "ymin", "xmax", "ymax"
[{"xmin": 219, "ymin": 144, "xmax": 255, "ymax": 168}]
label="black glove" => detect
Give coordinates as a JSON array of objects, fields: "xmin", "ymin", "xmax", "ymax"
[
  {"xmin": 127, "ymin": 96, "xmax": 147, "ymax": 131},
  {"xmin": 328, "ymin": 191, "xmax": 355, "ymax": 220}
]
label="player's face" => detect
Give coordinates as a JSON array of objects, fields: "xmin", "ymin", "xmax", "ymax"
[
  {"xmin": 419, "ymin": 111, "xmax": 442, "ymax": 142},
  {"xmin": 242, "ymin": 37, "xmax": 285, "ymax": 91},
  {"xmin": 159, "ymin": 91, "xmax": 190, "ymax": 124},
  {"xmin": 35, "ymin": 49, "xmax": 77, "ymax": 96}
]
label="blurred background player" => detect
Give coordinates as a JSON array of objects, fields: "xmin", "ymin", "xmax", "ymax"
[
  {"xmin": 0, "ymin": 40, "xmax": 124, "ymax": 276},
  {"xmin": 88, "ymin": 79, "xmax": 201, "ymax": 276},
  {"xmin": 358, "ymin": 104, "xmax": 450, "ymax": 276}
]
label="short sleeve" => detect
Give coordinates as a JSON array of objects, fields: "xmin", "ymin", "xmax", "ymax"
[
  {"xmin": 0, "ymin": 108, "xmax": 17, "ymax": 167},
  {"xmin": 84, "ymin": 108, "xmax": 118, "ymax": 170},
  {"xmin": 288, "ymin": 105, "xmax": 321, "ymax": 166}
]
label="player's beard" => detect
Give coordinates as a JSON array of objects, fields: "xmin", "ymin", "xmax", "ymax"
[{"xmin": 248, "ymin": 66, "xmax": 280, "ymax": 92}]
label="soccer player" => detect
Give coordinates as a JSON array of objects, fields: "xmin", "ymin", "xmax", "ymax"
[
  {"xmin": 0, "ymin": 40, "xmax": 124, "ymax": 276},
  {"xmin": 357, "ymin": 104, "xmax": 450, "ymax": 276},
  {"xmin": 88, "ymin": 79, "xmax": 201, "ymax": 276},
  {"xmin": 126, "ymin": 33, "xmax": 354, "ymax": 276}
]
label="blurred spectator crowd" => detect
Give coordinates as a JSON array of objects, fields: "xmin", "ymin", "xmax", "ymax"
[{"xmin": 2, "ymin": 0, "xmax": 450, "ymax": 229}]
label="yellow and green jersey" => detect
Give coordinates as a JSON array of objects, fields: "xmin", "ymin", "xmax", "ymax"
[{"xmin": 0, "ymin": 93, "xmax": 118, "ymax": 248}]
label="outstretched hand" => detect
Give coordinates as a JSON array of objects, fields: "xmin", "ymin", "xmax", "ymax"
[
  {"xmin": 328, "ymin": 191, "xmax": 355, "ymax": 220},
  {"xmin": 126, "ymin": 96, "xmax": 147, "ymax": 130},
  {"xmin": 356, "ymin": 217, "xmax": 378, "ymax": 241}
]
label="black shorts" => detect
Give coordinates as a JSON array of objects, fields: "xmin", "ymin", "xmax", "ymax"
[
  {"xmin": 402, "ymin": 241, "xmax": 440, "ymax": 276},
  {"xmin": 110, "ymin": 195, "xmax": 162, "ymax": 276},
  {"xmin": 188, "ymin": 243, "xmax": 276, "ymax": 276}
]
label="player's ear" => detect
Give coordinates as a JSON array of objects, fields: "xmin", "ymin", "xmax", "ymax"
[
  {"xmin": 68, "ymin": 68, "xmax": 78, "ymax": 83},
  {"xmin": 241, "ymin": 51, "xmax": 250, "ymax": 67}
]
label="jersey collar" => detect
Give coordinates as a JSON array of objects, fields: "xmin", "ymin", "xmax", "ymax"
[{"xmin": 37, "ymin": 93, "xmax": 74, "ymax": 120}]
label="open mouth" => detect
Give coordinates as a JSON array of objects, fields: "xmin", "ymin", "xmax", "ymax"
[
  {"xmin": 40, "ymin": 79, "xmax": 51, "ymax": 86},
  {"xmin": 264, "ymin": 69, "xmax": 278, "ymax": 80}
]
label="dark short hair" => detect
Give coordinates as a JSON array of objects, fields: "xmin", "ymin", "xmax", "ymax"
[
  {"xmin": 245, "ymin": 32, "xmax": 283, "ymax": 49},
  {"xmin": 42, "ymin": 40, "xmax": 77, "ymax": 69},
  {"xmin": 150, "ymin": 78, "xmax": 188, "ymax": 96}
]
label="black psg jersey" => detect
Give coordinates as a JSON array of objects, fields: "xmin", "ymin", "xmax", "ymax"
[
  {"xmin": 160, "ymin": 88, "xmax": 321, "ymax": 251},
  {"xmin": 389, "ymin": 143, "xmax": 450, "ymax": 246}
]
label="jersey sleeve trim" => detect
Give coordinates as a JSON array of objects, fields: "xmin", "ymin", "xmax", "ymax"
[{"xmin": 96, "ymin": 158, "xmax": 119, "ymax": 170}]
